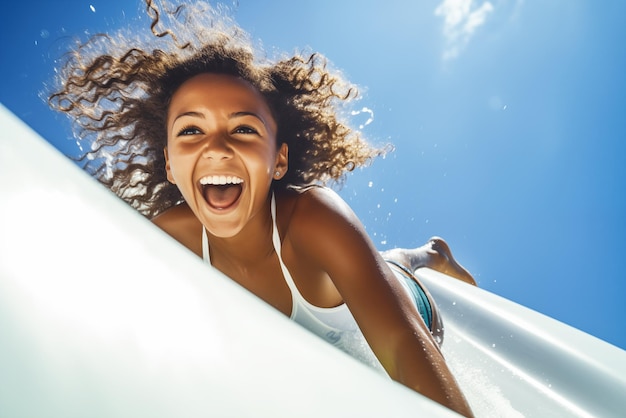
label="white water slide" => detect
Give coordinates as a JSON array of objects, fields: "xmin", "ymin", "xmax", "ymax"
[{"xmin": 1, "ymin": 104, "xmax": 625, "ymax": 417}]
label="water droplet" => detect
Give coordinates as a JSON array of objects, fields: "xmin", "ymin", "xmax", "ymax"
[
  {"xmin": 368, "ymin": 181, "xmax": 373, "ymax": 188},
  {"xmin": 90, "ymin": 4, "xmax": 96, "ymax": 12},
  {"xmin": 492, "ymin": 343, "xmax": 496, "ymax": 348},
  {"xmin": 350, "ymin": 106, "xmax": 374, "ymax": 129},
  {"xmin": 40, "ymin": 29, "xmax": 49, "ymax": 39}
]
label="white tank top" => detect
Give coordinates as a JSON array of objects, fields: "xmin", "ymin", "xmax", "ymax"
[{"xmin": 202, "ymin": 194, "xmax": 387, "ymax": 374}]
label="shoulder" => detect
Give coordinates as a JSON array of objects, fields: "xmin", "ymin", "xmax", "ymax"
[
  {"xmin": 288, "ymin": 186, "xmax": 356, "ymax": 218},
  {"xmin": 279, "ymin": 186, "xmax": 359, "ymax": 234},
  {"xmin": 277, "ymin": 186, "xmax": 372, "ymax": 264},
  {"xmin": 151, "ymin": 202, "xmax": 197, "ymax": 228},
  {"xmin": 151, "ymin": 202, "xmax": 203, "ymax": 256}
]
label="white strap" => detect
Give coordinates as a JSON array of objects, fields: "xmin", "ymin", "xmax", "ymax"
[
  {"xmin": 202, "ymin": 225, "xmax": 210, "ymax": 263},
  {"xmin": 201, "ymin": 193, "xmax": 300, "ymax": 315},
  {"xmin": 271, "ymin": 194, "xmax": 301, "ymax": 312}
]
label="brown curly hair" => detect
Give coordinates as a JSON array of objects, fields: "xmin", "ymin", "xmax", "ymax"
[{"xmin": 49, "ymin": 0, "xmax": 386, "ymax": 218}]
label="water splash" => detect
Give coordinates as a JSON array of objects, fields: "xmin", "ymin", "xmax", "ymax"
[{"xmin": 350, "ymin": 107, "xmax": 374, "ymax": 129}]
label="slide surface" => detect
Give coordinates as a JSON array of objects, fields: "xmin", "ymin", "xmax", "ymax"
[
  {"xmin": 0, "ymin": 104, "xmax": 455, "ymax": 417},
  {"xmin": 417, "ymin": 268, "xmax": 626, "ymax": 417},
  {"xmin": 1, "ymin": 104, "xmax": 625, "ymax": 417}
]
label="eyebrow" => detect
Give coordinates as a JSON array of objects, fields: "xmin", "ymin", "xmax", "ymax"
[
  {"xmin": 172, "ymin": 111, "xmax": 205, "ymax": 124},
  {"xmin": 229, "ymin": 111, "xmax": 268, "ymax": 128},
  {"xmin": 171, "ymin": 110, "xmax": 268, "ymax": 127}
]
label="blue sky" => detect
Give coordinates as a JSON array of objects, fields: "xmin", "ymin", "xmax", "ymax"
[{"xmin": 1, "ymin": 1, "xmax": 625, "ymax": 350}]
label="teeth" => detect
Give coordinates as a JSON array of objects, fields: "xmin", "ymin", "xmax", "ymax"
[{"xmin": 199, "ymin": 175, "xmax": 244, "ymax": 186}]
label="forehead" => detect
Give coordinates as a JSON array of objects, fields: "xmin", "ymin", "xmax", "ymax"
[
  {"xmin": 169, "ymin": 73, "xmax": 269, "ymax": 110},
  {"xmin": 167, "ymin": 73, "xmax": 277, "ymax": 134},
  {"xmin": 166, "ymin": 73, "xmax": 278, "ymax": 138}
]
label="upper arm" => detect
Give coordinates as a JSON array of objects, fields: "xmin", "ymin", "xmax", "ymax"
[{"xmin": 288, "ymin": 188, "xmax": 434, "ymax": 370}]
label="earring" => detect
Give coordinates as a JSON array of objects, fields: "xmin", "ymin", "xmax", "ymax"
[{"xmin": 274, "ymin": 171, "xmax": 281, "ymax": 178}]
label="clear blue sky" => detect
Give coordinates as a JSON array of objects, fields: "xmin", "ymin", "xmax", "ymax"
[{"xmin": 1, "ymin": 1, "xmax": 624, "ymax": 350}]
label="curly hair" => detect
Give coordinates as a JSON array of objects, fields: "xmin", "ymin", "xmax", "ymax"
[{"xmin": 49, "ymin": 0, "xmax": 386, "ymax": 218}]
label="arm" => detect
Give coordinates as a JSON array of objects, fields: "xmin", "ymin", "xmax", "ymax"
[{"xmin": 289, "ymin": 188, "xmax": 473, "ymax": 417}]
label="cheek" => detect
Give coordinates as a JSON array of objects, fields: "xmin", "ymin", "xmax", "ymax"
[
  {"xmin": 166, "ymin": 146, "xmax": 197, "ymax": 182},
  {"xmin": 247, "ymin": 147, "xmax": 276, "ymax": 177},
  {"xmin": 172, "ymin": 140, "xmax": 202, "ymax": 157}
]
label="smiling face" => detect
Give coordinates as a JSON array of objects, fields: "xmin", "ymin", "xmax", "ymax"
[{"xmin": 164, "ymin": 73, "xmax": 288, "ymax": 238}]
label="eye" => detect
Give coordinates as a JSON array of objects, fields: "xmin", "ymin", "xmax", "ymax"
[
  {"xmin": 176, "ymin": 125, "xmax": 202, "ymax": 136},
  {"xmin": 232, "ymin": 125, "xmax": 259, "ymax": 135}
]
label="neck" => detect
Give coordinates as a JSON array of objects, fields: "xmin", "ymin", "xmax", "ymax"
[{"xmin": 206, "ymin": 200, "xmax": 276, "ymax": 268}]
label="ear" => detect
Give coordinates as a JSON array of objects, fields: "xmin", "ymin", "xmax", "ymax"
[
  {"xmin": 164, "ymin": 147, "xmax": 176, "ymax": 184},
  {"xmin": 273, "ymin": 142, "xmax": 289, "ymax": 180}
]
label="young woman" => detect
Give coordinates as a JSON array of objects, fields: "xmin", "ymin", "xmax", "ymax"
[{"xmin": 49, "ymin": 1, "xmax": 474, "ymax": 415}]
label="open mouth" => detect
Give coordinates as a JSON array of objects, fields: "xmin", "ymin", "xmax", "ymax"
[{"xmin": 199, "ymin": 175, "xmax": 244, "ymax": 210}]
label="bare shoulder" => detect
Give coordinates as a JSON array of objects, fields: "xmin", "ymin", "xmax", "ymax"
[
  {"xmin": 287, "ymin": 186, "xmax": 357, "ymax": 222},
  {"xmin": 280, "ymin": 186, "xmax": 372, "ymax": 263},
  {"xmin": 151, "ymin": 202, "xmax": 197, "ymax": 229},
  {"xmin": 151, "ymin": 203, "xmax": 202, "ymax": 256}
]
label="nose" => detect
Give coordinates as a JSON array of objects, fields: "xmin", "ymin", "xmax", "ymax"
[{"xmin": 202, "ymin": 135, "xmax": 233, "ymax": 160}]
